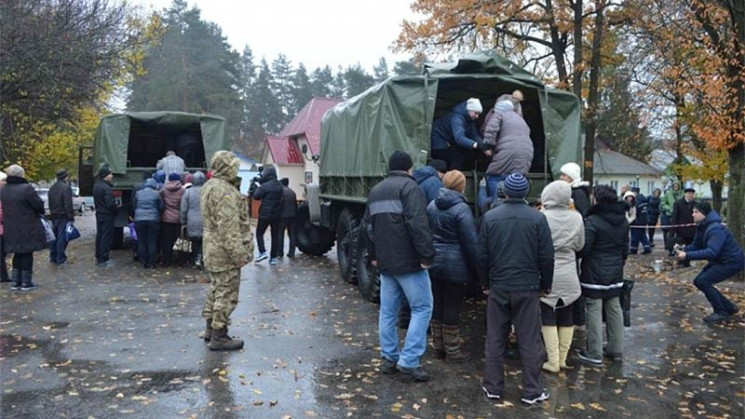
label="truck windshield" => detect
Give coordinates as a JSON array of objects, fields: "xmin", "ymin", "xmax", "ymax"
[{"xmin": 127, "ymin": 119, "xmax": 206, "ymax": 168}]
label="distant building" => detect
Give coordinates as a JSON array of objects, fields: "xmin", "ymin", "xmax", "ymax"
[
  {"xmin": 592, "ymin": 139, "xmax": 663, "ymax": 196},
  {"xmin": 648, "ymin": 149, "xmax": 728, "ymax": 199},
  {"xmin": 233, "ymin": 152, "xmax": 259, "ymax": 195},
  {"xmin": 261, "ymin": 97, "xmax": 342, "ymax": 198}
]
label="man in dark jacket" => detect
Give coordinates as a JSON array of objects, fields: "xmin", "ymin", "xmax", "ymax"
[
  {"xmin": 577, "ymin": 185, "xmax": 628, "ymax": 366},
  {"xmin": 48, "ymin": 169, "xmax": 75, "ymax": 264},
  {"xmin": 279, "ymin": 178, "xmax": 297, "ymax": 258},
  {"xmin": 479, "ymin": 173, "xmax": 554, "ymax": 405},
  {"xmin": 430, "ymin": 99, "xmax": 489, "ymax": 170},
  {"xmin": 362, "ymin": 151, "xmax": 435, "ymax": 382},
  {"xmin": 672, "ymin": 188, "xmax": 697, "ymax": 267},
  {"xmin": 412, "ymin": 160, "xmax": 447, "ymax": 203},
  {"xmin": 93, "ymin": 164, "xmax": 118, "ymax": 267},
  {"xmin": 677, "ymin": 202, "xmax": 744, "ymax": 323},
  {"xmin": 647, "ymin": 188, "xmax": 662, "ymax": 247},
  {"xmin": 252, "ymin": 165, "xmax": 284, "ymax": 265},
  {"xmin": 629, "ymin": 190, "xmax": 651, "ymax": 254}
]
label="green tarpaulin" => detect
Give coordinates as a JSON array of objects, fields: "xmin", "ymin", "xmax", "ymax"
[
  {"xmin": 93, "ymin": 111, "xmax": 228, "ymax": 174},
  {"xmin": 319, "ymin": 52, "xmax": 582, "ymax": 198}
]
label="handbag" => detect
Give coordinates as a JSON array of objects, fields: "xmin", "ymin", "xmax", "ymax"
[
  {"xmin": 173, "ymin": 226, "xmax": 192, "ymax": 253},
  {"xmin": 65, "ymin": 222, "xmax": 81, "ymax": 241},
  {"xmin": 41, "ymin": 218, "xmax": 55, "ymax": 243}
]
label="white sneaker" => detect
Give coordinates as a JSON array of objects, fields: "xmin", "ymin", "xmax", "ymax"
[
  {"xmin": 255, "ymin": 252, "xmax": 268, "ymax": 262},
  {"xmin": 521, "ymin": 391, "xmax": 550, "ymax": 405},
  {"xmin": 482, "ymin": 386, "xmax": 501, "ymax": 400}
]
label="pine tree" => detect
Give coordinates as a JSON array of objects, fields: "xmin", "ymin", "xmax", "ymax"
[
  {"xmin": 271, "ymin": 53, "xmax": 295, "ymax": 122},
  {"xmin": 373, "ymin": 57, "xmax": 390, "ymax": 83},
  {"xmin": 344, "ymin": 64, "xmax": 375, "ymax": 97},
  {"xmin": 310, "ymin": 66, "xmax": 335, "ymax": 98},
  {"xmin": 331, "ymin": 66, "xmax": 346, "ymax": 98},
  {"xmin": 293, "ymin": 63, "xmax": 313, "ymax": 111}
]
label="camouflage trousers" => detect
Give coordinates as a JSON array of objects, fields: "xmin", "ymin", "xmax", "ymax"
[{"xmin": 202, "ymin": 268, "xmax": 241, "ymax": 330}]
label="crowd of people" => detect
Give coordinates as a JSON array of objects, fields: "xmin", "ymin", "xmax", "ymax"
[{"xmin": 362, "ymin": 149, "xmax": 743, "ymax": 406}]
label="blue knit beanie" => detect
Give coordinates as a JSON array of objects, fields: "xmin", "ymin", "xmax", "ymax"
[
  {"xmin": 503, "ymin": 173, "xmax": 530, "ymax": 198},
  {"xmin": 168, "ymin": 172, "xmax": 181, "ymax": 182}
]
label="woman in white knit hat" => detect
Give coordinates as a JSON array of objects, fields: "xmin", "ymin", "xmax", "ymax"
[{"xmin": 559, "ymin": 162, "xmax": 592, "ymax": 217}]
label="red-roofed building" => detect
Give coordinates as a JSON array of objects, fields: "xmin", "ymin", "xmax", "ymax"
[{"xmin": 261, "ymin": 97, "xmax": 342, "ymax": 197}]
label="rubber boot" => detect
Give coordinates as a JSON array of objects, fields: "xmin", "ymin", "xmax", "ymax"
[
  {"xmin": 203, "ymin": 319, "xmax": 213, "ymax": 342},
  {"xmin": 557, "ymin": 326, "xmax": 575, "ymax": 369},
  {"xmin": 430, "ymin": 320, "xmax": 445, "ymax": 359},
  {"xmin": 10, "ymin": 268, "xmax": 21, "ymax": 290},
  {"xmin": 20, "ymin": 270, "xmax": 37, "ymax": 291},
  {"xmin": 208, "ymin": 327, "xmax": 244, "ymax": 351},
  {"xmin": 443, "ymin": 324, "xmax": 471, "ymax": 363},
  {"xmin": 541, "ymin": 326, "xmax": 560, "ymax": 373}
]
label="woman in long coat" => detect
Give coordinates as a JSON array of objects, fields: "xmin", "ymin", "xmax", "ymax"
[
  {"xmin": 539, "ymin": 181, "xmax": 585, "ymax": 372},
  {"xmin": 0, "ymin": 165, "xmax": 47, "ymax": 290}
]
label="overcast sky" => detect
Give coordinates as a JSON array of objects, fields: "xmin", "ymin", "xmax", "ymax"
[{"xmin": 133, "ymin": 0, "xmax": 420, "ymax": 72}]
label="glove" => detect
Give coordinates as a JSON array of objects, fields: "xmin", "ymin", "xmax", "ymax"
[{"xmin": 477, "ymin": 142, "xmax": 490, "ymax": 152}]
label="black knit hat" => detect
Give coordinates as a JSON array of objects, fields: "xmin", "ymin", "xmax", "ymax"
[
  {"xmin": 56, "ymin": 169, "xmax": 69, "ymax": 180},
  {"xmin": 388, "ymin": 151, "xmax": 413, "ymax": 172},
  {"xmin": 694, "ymin": 201, "xmax": 712, "ymax": 216},
  {"xmin": 97, "ymin": 164, "xmax": 112, "ymax": 178}
]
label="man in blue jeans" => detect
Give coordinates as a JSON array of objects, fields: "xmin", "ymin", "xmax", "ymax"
[
  {"xmin": 676, "ymin": 201, "xmax": 744, "ymax": 323},
  {"xmin": 362, "ymin": 151, "xmax": 435, "ymax": 381}
]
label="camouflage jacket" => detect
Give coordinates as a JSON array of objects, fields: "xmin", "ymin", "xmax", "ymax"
[{"xmin": 201, "ymin": 151, "xmax": 253, "ymax": 272}]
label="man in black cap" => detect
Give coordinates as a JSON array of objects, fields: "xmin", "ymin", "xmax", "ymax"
[
  {"xmin": 362, "ymin": 150, "xmax": 435, "ymax": 382},
  {"xmin": 672, "ymin": 187, "xmax": 697, "ymax": 267},
  {"xmin": 48, "ymin": 169, "xmax": 75, "ymax": 264},
  {"xmin": 93, "ymin": 164, "xmax": 117, "ymax": 267},
  {"xmin": 676, "ymin": 201, "xmax": 744, "ymax": 323},
  {"xmin": 479, "ymin": 173, "xmax": 554, "ymax": 405}
]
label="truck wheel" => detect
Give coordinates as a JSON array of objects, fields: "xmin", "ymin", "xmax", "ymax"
[
  {"xmin": 356, "ymin": 223, "xmax": 380, "ymax": 303},
  {"xmin": 112, "ymin": 226, "xmax": 124, "ymax": 250},
  {"xmin": 336, "ymin": 209, "xmax": 360, "ymax": 284},
  {"xmin": 296, "ymin": 203, "xmax": 334, "ymax": 256}
]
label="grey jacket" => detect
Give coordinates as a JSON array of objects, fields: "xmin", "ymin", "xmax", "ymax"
[
  {"xmin": 133, "ymin": 179, "xmax": 164, "ymax": 222},
  {"xmin": 483, "ymin": 108, "xmax": 534, "ymax": 175},
  {"xmin": 156, "ymin": 154, "xmax": 185, "ymax": 177},
  {"xmin": 539, "ymin": 181, "xmax": 585, "ymax": 308},
  {"xmin": 180, "ymin": 171, "xmax": 205, "ymax": 238}
]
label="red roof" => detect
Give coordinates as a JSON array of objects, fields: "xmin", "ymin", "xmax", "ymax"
[
  {"xmin": 279, "ymin": 97, "xmax": 342, "ymax": 155},
  {"xmin": 266, "ymin": 136, "xmax": 303, "ymax": 165}
]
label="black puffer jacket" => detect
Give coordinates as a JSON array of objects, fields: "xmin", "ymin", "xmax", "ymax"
[
  {"xmin": 93, "ymin": 179, "xmax": 117, "ymax": 216},
  {"xmin": 253, "ymin": 166, "xmax": 284, "ymax": 220},
  {"xmin": 478, "ymin": 199, "xmax": 554, "ymax": 292},
  {"xmin": 363, "ymin": 171, "xmax": 435, "ymax": 275},
  {"xmin": 48, "ymin": 179, "xmax": 74, "ymax": 220},
  {"xmin": 426, "ymin": 188, "xmax": 480, "ymax": 284},
  {"xmin": 579, "ymin": 201, "xmax": 629, "ymax": 299},
  {"xmin": 571, "ymin": 184, "xmax": 592, "ymax": 218},
  {"xmin": 672, "ymin": 198, "xmax": 697, "ymax": 239},
  {"xmin": 281, "ymin": 186, "xmax": 297, "ymax": 219},
  {"xmin": 0, "ymin": 176, "xmax": 47, "ymax": 254}
]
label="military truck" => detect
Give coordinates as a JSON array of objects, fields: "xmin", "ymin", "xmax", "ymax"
[
  {"xmin": 296, "ymin": 52, "xmax": 583, "ymax": 302},
  {"xmin": 78, "ymin": 112, "xmax": 230, "ymax": 248}
]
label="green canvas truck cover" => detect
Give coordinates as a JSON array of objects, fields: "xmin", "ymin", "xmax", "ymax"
[
  {"xmin": 93, "ymin": 111, "xmax": 228, "ymax": 174},
  {"xmin": 319, "ymin": 52, "xmax": 582, "ymax": 196}
]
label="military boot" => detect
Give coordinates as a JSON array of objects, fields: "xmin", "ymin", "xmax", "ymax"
[
  {"xmin": 208, "ymin": 327, "xmax": 244, "ymax": 351},
  {"xmin": 430, "ymin": 320, "xmax": 445, "ymax": 360},
  {"xmin": 203, "ymin": 319, "xmax": 213, "ymax": 342},
  {"xmin": 443, "ymin": 324, "xmax": 471, "ymax": 363}
]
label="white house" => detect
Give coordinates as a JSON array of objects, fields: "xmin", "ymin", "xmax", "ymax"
[
  {"xmin": 592, "ymin": 139, "xmax": 663, "ymax": 196},
  {"xmin": 648, "ymin": 149, "xmax": 729, "ymax": 199}
]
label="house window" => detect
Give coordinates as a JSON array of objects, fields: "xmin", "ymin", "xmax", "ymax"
[
  {"xmin": 647, "ymin": 180, "xmax": 655, "ymax": 195},
  {"xmin": 305, "ymin": 171, "xmax": 313, "ymax": 185},
  {"xmin": 610, "ymin": 180, "xmax": 619, "ymax": 192}
]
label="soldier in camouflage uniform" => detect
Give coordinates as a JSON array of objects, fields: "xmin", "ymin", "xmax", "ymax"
[{"xmin": 201, "ymin": 151, "xmax": 253, "ymax": 351}]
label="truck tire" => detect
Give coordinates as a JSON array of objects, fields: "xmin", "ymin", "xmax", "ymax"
[
  {"xmin": 336, "ymin": 209, "xmax": 360, "ymax": 284},
  {"xmin": 112, "ymin": 226, "xmax": 124, "ymax": 250},
  {"xmin": 296, "ymin": 203, "xmax": 334, "ymax": 256},
  {"xmin": 356, "ymin": 223, "xmax": 380, "ymax": 303}
]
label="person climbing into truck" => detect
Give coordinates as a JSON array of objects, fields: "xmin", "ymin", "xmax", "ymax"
[
  {"xmin": 430, "ymin": 98, "xmax": 490, "ymax": 170},
  {"xmin": 482, "ymin": 98, "xmax": 534, "ymax": 200},
  {"xmin": 480, "ymin": 90, "xmax": 525, "ymax": 137},
  {"xmin": 156, "ymin": 151, "xmax": 185, "ymax": 177}
]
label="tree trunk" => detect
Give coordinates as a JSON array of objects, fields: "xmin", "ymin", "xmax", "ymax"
[
  {"xmin": 572, "ymin": 0, "xmax": 584, "ymax": 100},
  {"xmin": 545, "ymin": 0, "xmax": 570, "ymax": 85},
  {"xmin": 710, "ymin": 180, "xmax": 723, "ymax": 211},
  {"xmin": 728, "ymin": 142, "xmax": 744, "ymax": 248},
  {"xmin": 583, "ymin": 0, "xmax": 607, "ymax": 187}
]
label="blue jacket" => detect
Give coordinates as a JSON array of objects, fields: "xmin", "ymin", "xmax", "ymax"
[
  {"xmin": 412, "ymin": 166, "xmax": 442, "ymax": 203},
  {"xmin": 685, "ymin": 211, "xmax": 745, "ymax": 267},
  {"xmin": 427, "ymin": 188, "xmax": 480, "ymax": 284},
  {"xmin": 430, "ymin": 102, "xmax": 483, "ymax": 151},
  {"xmin": 134, "ymin": 179, "xmax": 164, "ymax": 222},
  {"xmin": 647, "ymin": 194, "xmax": 661, "ymax": 222}
]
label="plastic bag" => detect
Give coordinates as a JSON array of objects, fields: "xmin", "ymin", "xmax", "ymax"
[
  {"xmin": 128, "ymin": 222, "xmax": 137, "ymax": 242},
  {"xmin": 619, "ymin": 279, "xmax": 635, "ymax": 327},
  {"xmin": 41, "ymin": 218, "xmax": 55, "ymax": 243},
  {"xmin": 172, "ymin": 226, "xmax": 191, "ymax": 253},
  {"xmin": 65, "ymin": 222, "xmax": 80, "ymax": 241}
]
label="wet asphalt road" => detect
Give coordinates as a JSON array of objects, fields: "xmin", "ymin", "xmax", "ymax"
[{"xmin": 1, "ymin": 213, "xmax": 744, "ymax": 419}]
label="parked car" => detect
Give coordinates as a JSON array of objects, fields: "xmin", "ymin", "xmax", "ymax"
[{"xmin": 72, "ymin": 187, "xmax": 93, "ymax": 214}]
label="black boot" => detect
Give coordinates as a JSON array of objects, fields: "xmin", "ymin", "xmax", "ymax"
[
  {"xmin": 20, "ymin": 270, "xmax": 37, "ymax": 291},
  {"xmin": 208, "ymin": 327, "xmax": 244, "ymax": 351},
  {"xmin": 10, "ymin": 269, "xmax": 21, "ymax": 290},
  {"xmin": 203, "ymin": 319, "xmax": 213, "ymax": 342}
]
